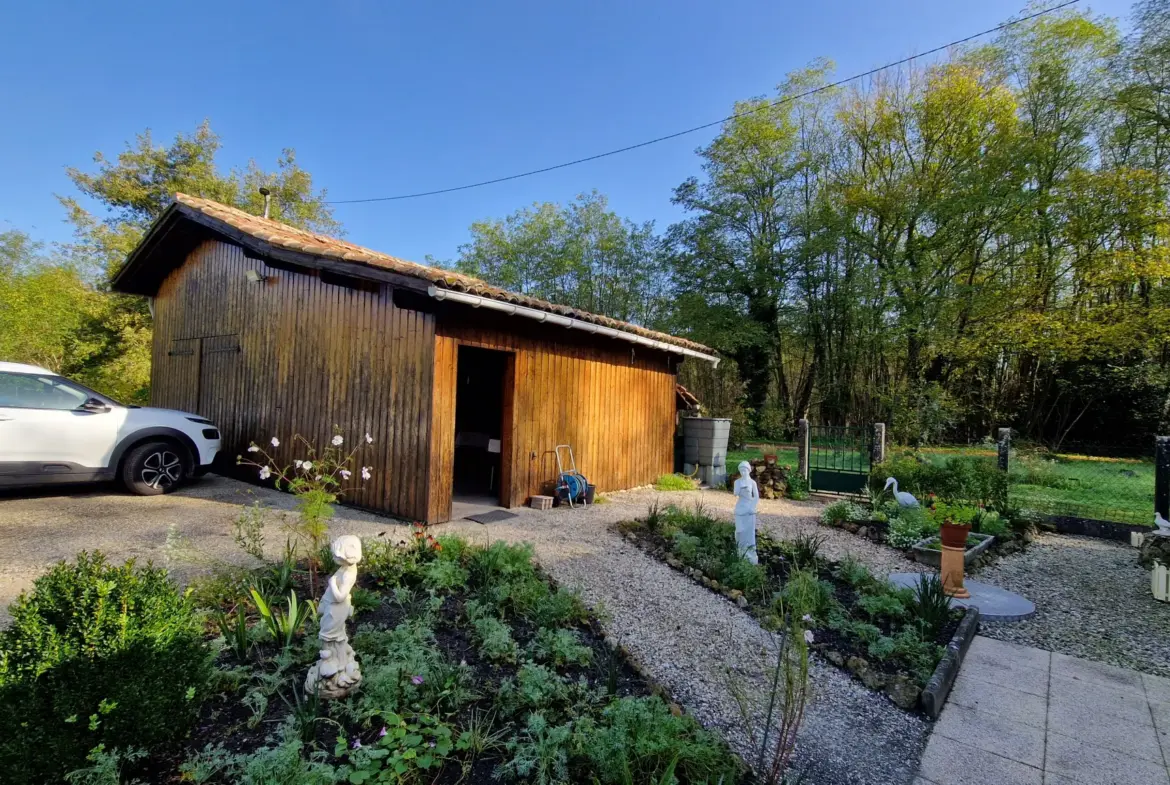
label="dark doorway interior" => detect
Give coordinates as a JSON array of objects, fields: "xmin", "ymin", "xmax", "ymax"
[{"xmin": 453, "ymin": 346, "xmax": 509, "ymax": 502}]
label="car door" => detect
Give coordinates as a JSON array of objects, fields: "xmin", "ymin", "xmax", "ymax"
[{"xmin": 0, "ymin": 371, "xmax": 122, "ymax": 479}]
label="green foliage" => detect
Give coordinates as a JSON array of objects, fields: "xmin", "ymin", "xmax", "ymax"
[
  {"xmin": 856, "ymin": 591, "xmax": 908, "ymax": 623},
  {"xmin": 887, "ymin": 507, "xmax": 930, "ymax": 550},
  {"xmin": 232, "ymin": 501, "xmax": 268, "ymax": 561},
  {"xmin": 528, "ymin": 628, "xmax": 593, "ymax": 668},
  {"xmin": 249, "ymin": 588, "xmax": 315, "ymax": 652},
  {"xmin": 654, "ymin": 473, "xmax": 699, "ymax": 491},
  {"xmin": 821, "ymin": 501, "xmax": 868, "ymax": 526},
  {"xmin": 472, "ymin": 615, "xmax": 519, "ymax": 663},
  {"xmin": 350, "ymin": 586, "xmax": 383, "ymax": 617},
  {"xmin": 494, "ymin": 664, "xmax": 572, "ymax": 720},
  {"xmin": 0, "ymin": 553, "xmax": 212, "ymax": 785},
  {"xmin": 975, "ymin": 509, "xmax": 1008, "ymax": 536},
  {"xmin": 786, "ymin": 474, "xmax": 810, "ymax": 501},
  {"xmin": 499, "ymin": 712, "xmax": 574, "ymax": 785},
  {"xmin": 780, "ymin": 569, "xmax": 835, "ymax": 621},
  {"xmin": 573, "ymin": 696, "xmax": 742, "ymax": 784},
  {"xmin": 926, "ymin": 502, "xmax": 980, "ymax": 527},
  {"xmin": 906, "ymin": 573, "xmax": 953, "ymax": 641},
  {"xmin": 340, "ymin": 711, "xmax": 454, "ymax": 784},
  {"xmin": 65, "ymin": 745, "xmax": 147, "ymax": 785},
  {"xmin": 833, "ymin": 557, "xmax": 876, "ymax": 591},
  {"xmin": 421, "ymin": 559, "xmax": 469, "ymax": 592},
  {"xmin": 180, "ymin": 731, "xmax": 342, "ymax": 785},
  {"xmin": 214, "ymin": 605, "xmax": 251, "ymax": 661},
  {"xmin": 873, "ymin": 455, "xmax": 1007, "ymax": 509},
  {"xmin": 670, "ymin": 531, "xmax": 702, "ymax": 562},
  {"xmin": 782, "ymin": 533, "xmax": 825, "ymax": 571}
]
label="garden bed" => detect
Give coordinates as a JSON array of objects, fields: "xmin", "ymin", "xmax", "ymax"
[
  {"xmin": 614, "ymin": 504, "xmax": 965, "ymax": 714},
  {"xmin": 0, "ymin": 535, "xmax": 748, "ymax": 785}
]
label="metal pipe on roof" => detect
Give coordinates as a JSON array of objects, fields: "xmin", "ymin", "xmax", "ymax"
[{"xmin": 426, "ymin": 286, "xmax": 719, "ymax": 366}]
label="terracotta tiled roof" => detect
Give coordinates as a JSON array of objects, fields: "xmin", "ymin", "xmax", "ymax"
[{"xmin": 171, "ymin": 193, "xmax": 714, "ymax": 355}]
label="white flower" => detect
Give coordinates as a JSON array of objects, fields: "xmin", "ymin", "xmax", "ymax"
[
  {"xmin": 340, "ymin": 469, "xmax": 352, "ymax": 480},
  {"xmin": 247, "ymin": 444, "xmax": 259, "ymax": 453},
  {"xmin": 332, "ymin": 435, "xmax": 344, "ymax": 446},
  {"xmin": 802, "ymin": 614, "xmax": 813, "ymax": 622},
  {"xmin": 315, "ymin": 474, "xmax": 322, "ymax": 481},
  {"xmin": 302, "ymin": 461, "xmax": 312, "ymax": 470},
  {"xmin": 270, "ymin": 437, "xmax": 280, "ymax": 447},
  {"xmin": 294, "ymin": 460, "xmax": 303, "ymax": 469},
  {"xmin": 365, "ymin": 432, "xmax": 373, "ymax": 444},
  {"xmin": 803, "ymin": 629, "xmax": 814, "ymax": 644},
  {"xmin": 259, "ymin": 466, "xmax": 272, "ymax": 480},
  {"xmin": 361, "ymin": 466, "xmax": 372, "ymax": 481}
]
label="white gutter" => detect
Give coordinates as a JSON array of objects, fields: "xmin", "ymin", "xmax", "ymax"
[{"xmin": 427, "ymin": 286, "xmax": 720, "ymax": 366}]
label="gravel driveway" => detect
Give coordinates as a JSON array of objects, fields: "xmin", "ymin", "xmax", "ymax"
[
  {"xmin": 976, "ymin": 531, "xmax": 1170, "ymax": 679},
  {"xmin": 0, "ymin": 478, "xmax": 928, "ymax": 784}
]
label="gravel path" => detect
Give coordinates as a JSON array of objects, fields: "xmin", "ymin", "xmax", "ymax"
[
  {"xmin": 0, "ymin": 478, "xmax": 928, "ymax": 783},
  {"xmin": 975, "ymin": 532, "xmax": 1170, "ymax": 679},
  {"xmin": 445, "ymin": 486, "xmax": 930, "ymax": 785}
]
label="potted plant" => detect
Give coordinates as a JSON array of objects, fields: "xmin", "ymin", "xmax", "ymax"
[{"xmin": 933, "ymin": 502, "xmax": 976, "ymax": 548}]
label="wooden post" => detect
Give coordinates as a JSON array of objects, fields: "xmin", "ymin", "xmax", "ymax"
[
  {"xmin": 798, "ymin": 418, "xmax": 810, "ymax": 481},
  {"xmin": 997, "ymin": 428, "xmax": 1011, "ymax": 473},
  {"xmin": 1156, "ymin": 436, "xmax": 1170, "ymax": 521},
  {"xmin": 872, "ymin": 423, "xmax": 886, "ymax": 466}
]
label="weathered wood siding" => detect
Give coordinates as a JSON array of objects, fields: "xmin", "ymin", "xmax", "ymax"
[
  {"xmin": 151, "ymin": 239, "xmax": 434, "ymax": 520},
  {"xmin": 427, "ymin": 308, "xmax": 676, "ymax": 522}
]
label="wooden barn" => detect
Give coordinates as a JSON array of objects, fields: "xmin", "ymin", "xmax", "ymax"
[{"xmin": 112, "ymin": 194, "xmax": 718, "ymax": 523}]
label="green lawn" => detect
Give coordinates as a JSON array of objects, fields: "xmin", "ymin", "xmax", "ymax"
[
  {"xmin": 731, "ymin": 441, "xmax": 1155, "ymax": 525},
  {"xmin": 918, "ymin": 446, "xmax": 1154, "ymax": 526}
]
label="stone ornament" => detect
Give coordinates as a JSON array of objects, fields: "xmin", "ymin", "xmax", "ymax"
[
  {"xmin": 733, "ymin": 460, "xmax": 759, "ymax": 565},
  {"xmin": 305, "ymin": 535, "xmax": 363, "ymax": 699}
]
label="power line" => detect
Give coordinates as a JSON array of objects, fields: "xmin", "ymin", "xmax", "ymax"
[{"xmin": 327, "ymin": 0, "xmax": 1080, "ymax": 205}]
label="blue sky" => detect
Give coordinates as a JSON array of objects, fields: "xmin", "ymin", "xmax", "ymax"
[{"xmin": 0, "ymin": 0, "xmax": 1132, "ymax": 265}]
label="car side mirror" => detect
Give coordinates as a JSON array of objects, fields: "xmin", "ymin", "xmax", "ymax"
[{"xmin": 80, "ymin": 398, "xmax": 110, "ymax": 413}]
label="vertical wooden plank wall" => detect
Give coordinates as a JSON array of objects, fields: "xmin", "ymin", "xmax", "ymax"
[
  {"xmin": 151, "ymin": 239, "xmax": 435, "ymax": 520},
  {"xmin": 425, "ymin": 314, "xmax": 676, "ymax": 522}
]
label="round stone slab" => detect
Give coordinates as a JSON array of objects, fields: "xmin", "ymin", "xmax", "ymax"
[{"xmin": 888, "ymin": 572, "xmax": 1036, "ymax": 622}]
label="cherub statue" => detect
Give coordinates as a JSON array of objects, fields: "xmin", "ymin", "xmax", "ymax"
[
  {"xmin": 305, "ymin": 534, "xmax": 363, "ymax": 698},
  {"xmin": 733, "ymin": 460, "xmax": 759, "ymax": 565}
]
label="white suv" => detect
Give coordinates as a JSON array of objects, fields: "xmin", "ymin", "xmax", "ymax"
[{"xmin": 0, "ymin": 361, "xmax": 221, "ymax": 495}]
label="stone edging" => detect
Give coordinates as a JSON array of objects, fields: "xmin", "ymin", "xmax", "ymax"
[
  {"xmin": 1042, "ymin": 515, "xmax": 1151, "ymax": 543},
  {"xmin": 919, "ymin": 606, "xmax": 980, "ymax": 719}
]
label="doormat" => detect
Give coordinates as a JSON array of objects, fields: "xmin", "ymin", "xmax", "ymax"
[{"xmin": 464, "ymin": 510, "xmax": 519, "ymax": 524}]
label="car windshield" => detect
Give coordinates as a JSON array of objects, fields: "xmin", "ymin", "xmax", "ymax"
[{"xmin": 0, "ymin": 372, "xmax": 123, "ymax": 409}]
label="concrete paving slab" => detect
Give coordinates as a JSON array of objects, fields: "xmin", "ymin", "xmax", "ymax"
[
  {"xmin": 1050, "ymin": 674, "xmax": 1156, "ymax": 726},
  {"xmin": 1045, "ymin": 731, "xmax": 1170, "ymax": 785},
  {"xmin": 1052, "ymin": 651, "xmax": 1146, "ymax": 695},
  {"xmin": 965, "ymin": 635, "xmax": 1052, "ymax": 672},
  {"xmin": 1045, "ymin": 706, "xmax": 1166, "ymax": 764},
  {"xmin": 918, "ymin": 736, "xmax": 1043, "ymax": 785},
  {"xmin": 934, "ymin": 702, "xmax": 1045, "ymax": 768},
  {"xmin": 962, "ymin": 654, "xmax": 1051, "ymax": 698},
  {"xmin": 948, "ymin": 672, "xmax": 1049, "ymax": 729},
  {"xmin": 1145, "ymin": 673, "xmax": 1170, "ymax": 705}
]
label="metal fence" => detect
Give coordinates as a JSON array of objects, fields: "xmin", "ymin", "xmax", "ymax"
[{"xmin": 1000, "ymin": 431, "xmax": 1159, "ymax": 527}]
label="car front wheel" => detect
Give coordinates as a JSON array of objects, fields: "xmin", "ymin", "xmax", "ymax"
[{"xmin": 122, "ymin": 440, "xmax": 188, "ymax": 495}]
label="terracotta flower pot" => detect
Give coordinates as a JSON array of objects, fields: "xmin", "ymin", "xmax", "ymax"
[{"xmin": 940, "ymin": 523, "xmax": 971, "ymax": 549}]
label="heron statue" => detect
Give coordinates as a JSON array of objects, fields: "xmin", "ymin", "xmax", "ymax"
[
  {"xmin": 884, "ymin": 477, "xmax": 919, "ymax": 508},
  {"xmin": 1156, "ymin": 511, "xmax": 1170, "ymax": 535}
]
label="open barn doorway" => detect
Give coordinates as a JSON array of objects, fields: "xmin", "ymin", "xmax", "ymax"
[{"xmin": 452, "ymin": 345, "xmax": 513, "ymax": 511}]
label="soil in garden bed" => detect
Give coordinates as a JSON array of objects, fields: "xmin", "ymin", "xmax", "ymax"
[
  {"xmin": 618, "ymin": 519, "xmax": 962, "ymax": 708},
  {"xmin": 137, "ymin": 558, "xmax": 677, "ymax": 783}
]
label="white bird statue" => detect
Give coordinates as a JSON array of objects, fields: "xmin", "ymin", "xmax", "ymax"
[
  {"xmin": 884, "ymin": 477, "xmax": 920, "ymax": 508},
  {"xmin": 1155, "ymin": 512, "xmax": 1170, "ymax": 535}
]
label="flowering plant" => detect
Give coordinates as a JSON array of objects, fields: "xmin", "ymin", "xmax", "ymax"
[
  {"xmin": 237, "ymin": 428, "xmax": 375, "ymax": 592},
  {"xmin": 926, "ymin": 501, "xmax": 978, "ymax": 528}
]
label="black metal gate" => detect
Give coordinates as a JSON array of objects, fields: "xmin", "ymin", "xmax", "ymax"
[{"xmin": 809, "ymin": 425, "xmax": 873, "ymax": 494}]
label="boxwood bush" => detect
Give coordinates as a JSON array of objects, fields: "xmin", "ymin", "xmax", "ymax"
[
  {"xmin": 871, "ymin": 453, "xmax": 1007, "ymax": 509},
  {"xmin": 0, "ymin": 552, "xmax": 212, "ymax": 784}
]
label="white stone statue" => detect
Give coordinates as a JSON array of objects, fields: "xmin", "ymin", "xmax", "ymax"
[
  {"xmin": 305, "ymin": 535, "xmax": 363, "ymax": 699},
  {"xmin": 733, "ymin": 460, "xmax": 759, "ymax": 565}
]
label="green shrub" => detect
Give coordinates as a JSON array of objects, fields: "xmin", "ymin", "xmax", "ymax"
[
  {"xmin": 495, "ymin": 664, "xmax": 571, "ymax": 720},
  {"xmin": 926, "ymin": 502, "xmax": 979, "ymax": 527},
  {"xmin": 975, "ymin": 509, "xmax": 1008, "ymax": 536},
  {"xmin": 532, "ymin": 587, "xmax": 589, "ymax": 629},
  {"xmin": 528, "ymin": 628, "xmax": 593, "ymax": 668},
  {"xmin": 0, "ymin": 553, "xmax": 212, "ymax": 785},
  {"xmin": 906, "ymin": 573, "xmax": 953, "ymax": 641},
  {"xmin": 786, "ymin": 474, "xmax": 810, "ymax": 500},
  {"xmin": 780, "ymin": 569, "xmax": 835, "ymax": 621},
  {"xmin": 834, "ymin": 557, "xmax": 875, "ymax": 590},
  {"xmin": 473, "ymin": 615, "xmax": 519, "ymax": 663},
  {"xmin": 468, "ymin": 542, "xmax": 538, "ymax": 589},
  {"xmin": 821, "ymin": 501, "xmax": 867, "ymax": 526},
  {"xmin": 421, "ymin": 558, "xmax": 470, "ymax": 592},
  {"xmin": 500, "ymin": 712, "xmax": 574, "ymax": 785},
  {"xmin": 873, "ymin": 454, "xmax": 1007, "ymax": 508},
  {"xmin": 572, "ymin": 696, "xmax": 741, "ymax": 784},
  {"xmin": 670, "ymin": 532, "xmax": 701, "ymax": 562},
  {"xmin": 181, "ymin": 730, "xmax": 342, "ymax": 784},
  {"xmin": 782, "ymin": 533, "xmax": 825, "ymax": 570},
  {"xmin": 654, "ymin": 473, "xmax": 698, "ymax": 491},
  {"xmin": 362, "ymin": 539, "xmax": 409, "ymax": 590},
  {"xmin": 857, "ymin": 591, "xmax": 908, "ymax": 622},
  {"xmin": 867, "ymin": 636, "xmax": 897, "ymax": 661},
  {"xmin": 887, "ymin": 506, "xmax": 929, "ymax": 549},
  {"xmin": 722, "ymin": 559, "xmax": 766, "ymax": 595}
]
